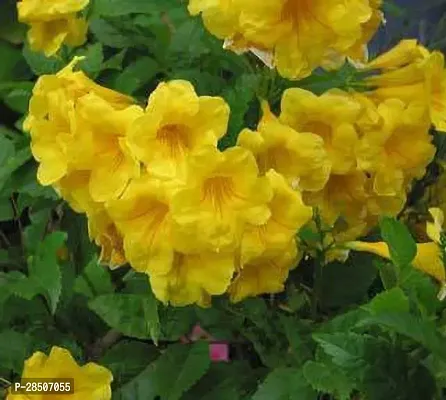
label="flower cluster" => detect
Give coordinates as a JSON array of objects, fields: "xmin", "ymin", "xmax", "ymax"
[
  {"xmin": 25, "ymin": 60, "xmax": 313, "ymax": 306},
  {"xmin": 17, "ymin": 0, "xmax": 89, "ymax": 56},
  {"xmin": 239, "ymin": 87, "xmax": 435, "ymax": 257},
  {"xmin": 188, "ymin": 0, "xmax": 384, "ymax": 79}
]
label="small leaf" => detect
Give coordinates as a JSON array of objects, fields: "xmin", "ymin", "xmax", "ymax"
[
  {"xmin": 154, "ymin": 342, "xmax": 211, "ymax": 400},
  {"xmin": 76, "ymin": 43, "xmax": 104, "ymax": 78},
  {"xmin": 303, "ymin": 361, "xmax": 354, "ymax": 400},
  {"xmin": 252, "ymin": 368, "xmax": 317, "ymax": 400},
  {"xmin": 363, "ymin": 287, "xmax": 410, "ymax": 315},
  {"xmin": 28, "ymin": 231, "xmax": 66, "ymax": 314},
  {"xmin": 89, "ymin": 293, "xmax": 160, "ymax": 342},
  {"xmin": 0, "ymin": 271, "xmax": 39, "ymax": 301},
  {"xmin": 23, "ymin": 43, "xmax": 65, "ymax": 75},
  {"xmin": 102, "ymin": 49, "xmax": 127, "ymax": 71},
  {"xmin": 380, "ymin": 217, "xmax": 417, "ymax": 267},
  {"xmin": 74, "ymin": 257, "xmax": 114, "ymax": 299},
  {"xmin": 0, "ymin": 330, "xmax": 32, "ymax": 372},
  {"xmin": 114, "ymin": 56, "xmax": 159, "ymax": 95}
]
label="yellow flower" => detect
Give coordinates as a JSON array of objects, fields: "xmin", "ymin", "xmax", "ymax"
[
  {"xmin": 356, "ymin": 98, "xmax": 435, "ymax": 196},
  {"xmin": 280, "ymin": 88, "xmax": 361, "ymax": 175},
  {"xmin": 228, "ymin": 240, "xmax": 299, "ymax": 303},
  {"xmin": 237, "ymin": 101, "xmax": 330, "ymax": 191},
  {"xmin": 24, "ymin": 58, "xmax": 143, "ymax": 201},
  {"xmin": 106, "ymin": 176, "xmax": 176, "ymax": 277},
  {"xmin": 17, "ymin": 0, "xmax": 89, "ymax": 56},
  {"xmin": 7, "ymin": 346, "xmax": 112, "ymax": 400},
  {"xmin": 241, "ymin": 169, "xmax": 312, "ymax": 264},
  {"xmin": 150, "ymin": 250, "xmax": 235, "ymax": 307},
  {"xmin": 128, "ymin": 80, "xmax": 229, "ymax": 182},
  {"xmin": 347, "ymin": 208, "xmax": 446, "ymax": 283},
  {"xmin": 365, "ymin": 40, "xmax": 446, "ymax": 132},
  {"xmin": 171, "ymin": 146, "xmax": 272, "ymax": 253},
  {"xmin": 190, "ymin": 0, "xmax": 382, "ymax": 79}
]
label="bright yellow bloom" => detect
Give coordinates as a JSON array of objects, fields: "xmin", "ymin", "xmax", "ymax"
[
  {"xmin": 356, "ymin": 99, "xmax": 435, "ymax": 196},
  {"xmin": 347, "ymin": 208, "xmax": 446, "ymax": 283},
  {"xmin": 241, "ymin": 169, "xmax": 312, "ymax": 264},
  {"xmin": 128, "ymin": 80, "xmax": 229, "ymax": 182},
  {"xmin": 150, "ymin": 250, "xmax": 235, "ymax": 307},
  {"xmin": 365, "ymin": 39, "xmax": 446, "ymax": 132},
  {"xmin": 189, "ymin": 0, "xmax": 383, "ymax": 79},
  {"xmin": 228, "ymin": 240, "xmax": 299, "ymax": 303},
  {"xmin": 171, "ymin": 146, "xmax": 272, "ymax": 253},
  {"xmin": 280, "ymin": 88, "xmax": 361, "ymax": 175},
  {"xmin": 106, "ymin": 176, "xmax": 176, "ymax": 277},
  {"xmin": 24, "ymin": 58, "xmax": 143, "ymax": 202},
  {"xmin": 17, "ymin": 0, "xmax": 89, "ymax": 56},
  {"xmin": 7, "ymin": 346, "xmax": 112, "ymax": 400},
  {"xmin": 237, "ymin": 102, "xmax": 330, "ymax": 191}
]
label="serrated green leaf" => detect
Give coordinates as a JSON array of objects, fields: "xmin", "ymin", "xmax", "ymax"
[
  {"xmin": 154, "ymin": 342, "xmax": 211, "ymax": 400},
  {"xmin": 100, "ymin": 340, "xmax": 159, "ymax": 387},
  {"xmin": 28, "ymin": 231, "xmax": 66, "ymax": 314},
  {"xmin": 380, "ymin": 217, "xmax": 417, "ymax": 267},
  {"xmin": 0, "ymin": 271, "xmax": 39, "ymax": 301},
  {"xmin": 113, "ymin": 362, "xmax": 157, "ymax": 400},
  {"xmin": 218, "ymin": 74, "xmax": 260, "ymax": 150},
  {"xmin": 303, "ymin": 361, "xmax": 354, "ymax": 400},
  {"xmin": 252, "ymin": 368, "xmax": 316, "ymax": 400},
  {"xmin": 91, "ymin": 0, "xmax": 155, "ymax": 17},
  {"xmin": 89, "ymin": 19, "xmax": 136, "ymax": 49},
  {"xmin": 114, "ymin": 56, "xmax": 158, "ymax": 95},
  {"xmin": 23, "ymin": 43, "xmax": 65, "ymax": 75},
  {"xmin": 0, "ymin": 330, "xmax": 32, "ymax": 372},
  {"xmin": 89, "ymin": 293, "xmax": 160, "ymax": 342},
  {"xmin": 76, "ymin": 43, "xmax": 104, "ymax": 78},
  {"xmin": 0, "ymin": 197, "xmax": 14, "ymax": 221},
  {"xmin": 74, "ymin": 257, "xmax": 114, "ymax": 299},
  {"xmin": 364, "ymin": 287, "xmax": 410, "ymax": 315},
  {"xmin": 102, "ymin": 49, "xmax": 127, "ymax": 71},
  {"xmin": 358, "ymin": 312, "xmax": 446, "ymax": 360}
]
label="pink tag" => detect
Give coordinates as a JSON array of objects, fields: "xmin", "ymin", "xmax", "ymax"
[{"xmin": 209, "ymin": 343, "xmax": 229, "ymax": 362}]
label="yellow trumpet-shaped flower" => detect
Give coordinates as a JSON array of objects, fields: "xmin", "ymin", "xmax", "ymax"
[
  {"xmin": 171, "ymin": 146, "xmax": 272, "ymax": 253},
  {"xmin": 189, "ymin": 0, "xmax": 383, "ymax": 79},
  {"xmin": 280, "ymin": 88, "xmax": 361, "ymax": 175},
  {"xmin": 150, "ymin": 250, "xmax": 235, "ymax": 307},
  {"xmin": 24, "ymin": 58, "xmax": 143, "ymax": 202},
  {"xmin": 347, "ymin": 208, "xmax": 446, "ymax": 283},
  {"xmin": 237, "ymin": 101, "xmax": 330, "ymax": 192},
  {"xmin": 228, "ymin": 240, "xmax": 300, "ymax": 303},
  {"xmin": 106, "ymin": 176, "xmax": 176, "ymax": 277},
  {"xmin": 365, "ymin": 39, "xmax": 446, "ymax": 132},
  {"xmin": 7, "ymin": 346, "xmax": 112, "ymax": 400},
  {"xmin": 128, "ymin": 80, "xmax": 229, "ymax": 182},
  {"xmin": 17, "ymin": 0, "xmax": 89, "ymax": 56},
  {"xmin": 241, "ymin": 169, "xmax": 312, "ymax": 264},
  {"xmin": 356, "ymin": 98, "xmax": 435, "ymax": 196}
]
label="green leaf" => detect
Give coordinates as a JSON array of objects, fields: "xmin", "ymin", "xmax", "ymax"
[
  {"xmin": 74, "ymin": 257, "xmax": 114, "ymax": 299},
  {"xmin": 89, "ymin": 293, "xmax": 160, "ymax": 342},
  {"xmin": 91, "ymin": 0, "xmax": 155, "ymax": 17},
  {"xmin": 28, "ymin": 231, "xmax": 66, "ymax": 314},
  {"xmin": 76, "ymin": 43, "xmax": 104, "ymax": 78},
  {"xmin": 0, "ymin": 197, "xmax": 14, "ymax": 221},
  {"xmin": 320, "ymin": 252, "xmax": 377, "ymax": 308},
  {"xmin": 252, "ymin": 368, "xmax": 317, "ymax": 400},
  {"xmin": 363, "ymin": 287, "xmax": 410, "ymax": 315},
  {"xmin": 23, "ymin": 43, "xmax": 65, "ymax": 75},
  {"xmin": 114, "ymin": 56, "xmax": 159, "ymax": 95},
  {"xmin": 358, "ymin": 313, "xmax": 446, "ymax": 360},
  {"xmin": 0, "ymin": 81, "xmax": 33, "ymax": 114},
  {"xmin": 0, "ymin": 271, "xmax": 39, "ymax": 301},
  {"xmin": 89, "ymin": 19, "xmax": 136, "ymax": 49},
  {"xmin": 102, "ymin": 49, "xmax": 127, "ymax": 71},
  {"xmin": 0, "ymin": 330, "xmax": 32, "ymax": 372},
  {"xmin": 303, "ymin": 361, "xmax": 354, "ymax": 400},
  {"xmin": 218, "ymin": 74, "xmax": 260, "ymax": 150},
  {"xmin": 380, "ymin": 217, "xmax": 417, "ymax": 267},
  {"xmin": 154, "ymin": 342, "xmax": 211, "ymax": 400},
  {"xmin": 113, "ymin": 362, "xmax": 157, "ymax": 400},
  {"xmin": 100, "ymin": 340, "xmax": 159, "ymax": 386}
]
